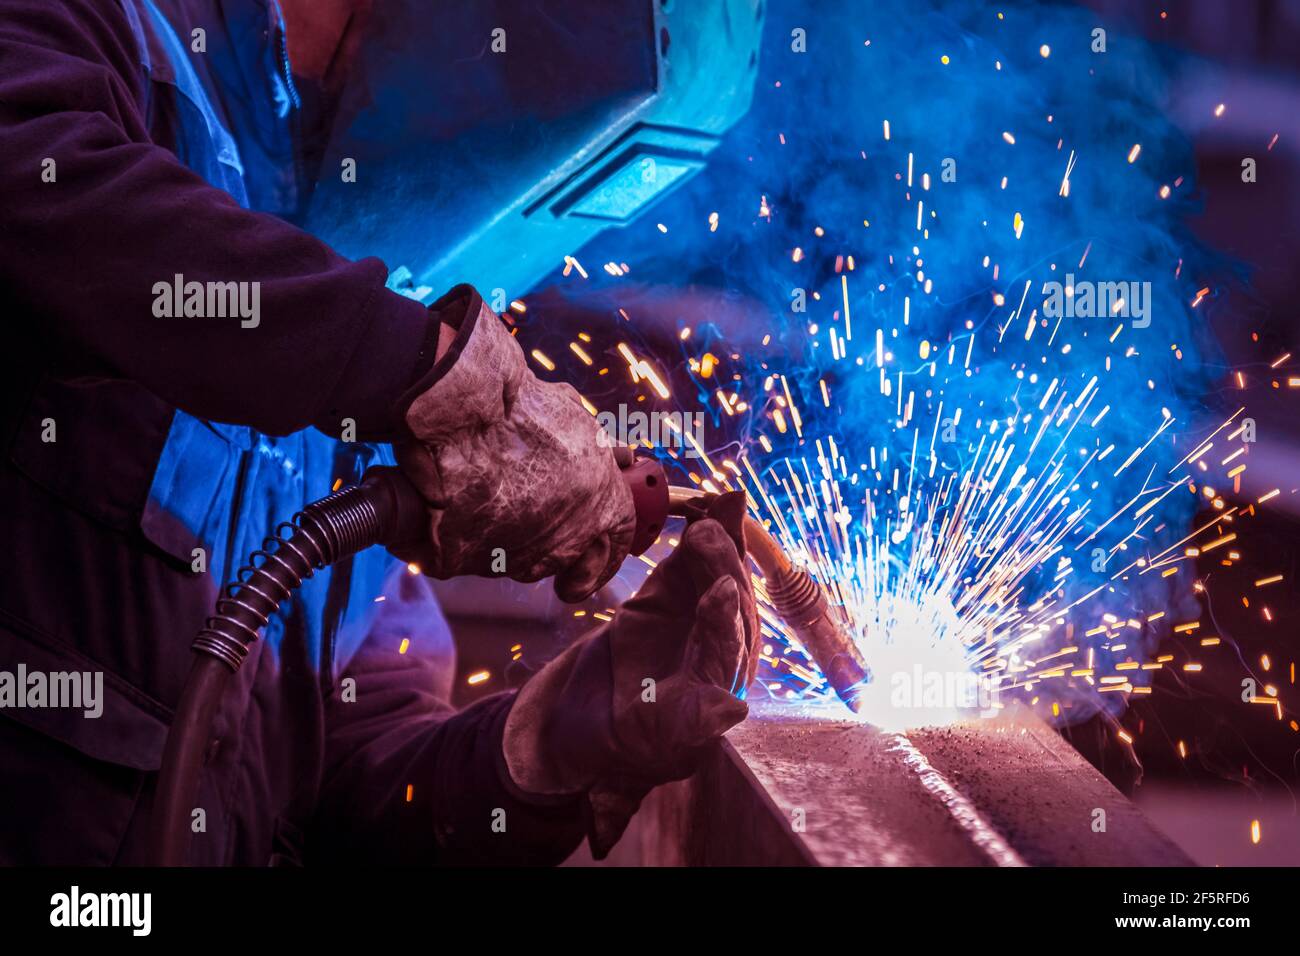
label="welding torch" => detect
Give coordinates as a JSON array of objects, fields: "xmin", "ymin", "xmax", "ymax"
[
  {"xmin": 151, "ymin": 452, "xmax": 869, "ymax": 865},
  {"xmin": 613, "ymin": 448, "xmax": 870, "ymax": 712}
]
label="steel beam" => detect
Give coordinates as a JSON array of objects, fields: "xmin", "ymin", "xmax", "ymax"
[{"xmin": 583, "ymin": 699, "xmax": 1193, "ymax": 866}]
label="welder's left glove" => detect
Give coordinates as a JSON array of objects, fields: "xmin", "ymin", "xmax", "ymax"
[
  {"xmin": 392, "ymin": 285, "xmax": 635, "ymax": 602},
  {"xmin": 502, "ymin": 492, "xmax": 760, "ymax": 858}
]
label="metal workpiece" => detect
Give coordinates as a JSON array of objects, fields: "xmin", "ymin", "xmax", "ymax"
[{"xmin": 591, "ymin": 699, "xmax": 1192, "ymax": 867}]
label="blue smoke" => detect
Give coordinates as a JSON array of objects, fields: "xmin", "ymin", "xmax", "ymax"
[{"xmin": 551, "ymin": 0, "xmax": 1223, "ymax": 722}]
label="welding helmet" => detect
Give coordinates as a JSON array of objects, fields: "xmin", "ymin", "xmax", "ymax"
[{"xmin": 302, "ymin": 0, "xmax": 764, "ymax": 304}]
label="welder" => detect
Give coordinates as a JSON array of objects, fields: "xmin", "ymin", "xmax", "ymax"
[{"xmin": 0, "ymin": 0, "xmax": 758, "ymax": 864}]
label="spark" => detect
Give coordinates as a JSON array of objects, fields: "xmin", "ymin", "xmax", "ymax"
[{"xmin": 526, "ymin": 25, "xmax": 1291, "ymax": 750}]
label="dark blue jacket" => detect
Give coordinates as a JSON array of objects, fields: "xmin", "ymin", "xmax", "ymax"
[{"xmin": 0, "ymin": 0, "xmax": 582, "ymax": 864}]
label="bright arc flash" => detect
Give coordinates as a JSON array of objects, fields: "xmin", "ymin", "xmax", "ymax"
[{"xmin": 851, "ymin": 589, "xmax": 996, "ymax": 731}]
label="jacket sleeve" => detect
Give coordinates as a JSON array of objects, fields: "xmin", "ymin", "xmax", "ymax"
[
  {"xmin": 307, "ymin": 571, "xmax": 586, "ymax": 865},
  {"xmin": 0, "ymin": 0, "xmax": 436, "ymax": 438}
]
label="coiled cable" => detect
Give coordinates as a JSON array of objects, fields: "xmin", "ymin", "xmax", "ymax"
[{"xmin": 151, "ymin": 468, "xmax": 424, "ymax": 865}]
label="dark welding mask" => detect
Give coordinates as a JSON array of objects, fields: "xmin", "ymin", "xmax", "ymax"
[{"xmin": 301, "ymin": 0, "xmax": 763, "ymax": 304}]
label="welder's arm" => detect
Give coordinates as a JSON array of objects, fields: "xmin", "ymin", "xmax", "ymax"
[
  {"xmin": 307, "ymin": 576, "xmax": 585, "ymax": 865},
  {"xmin": 0, "ymin": 0, "xmax": 432, "ymax": 438}
]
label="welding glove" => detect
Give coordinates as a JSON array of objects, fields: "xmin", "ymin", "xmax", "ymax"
[
  {"xmin": 393, "ymin": 285, "xmax": 635, "ymax": 602},
  {"xmin": 502, "ymin": 492, "xmax": 760, "ymax": 858}
]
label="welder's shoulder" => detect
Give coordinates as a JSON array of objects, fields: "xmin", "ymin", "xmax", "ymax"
[{"xmin": 0, "ymin": 0, "xmax": 143, "ymax": 93}]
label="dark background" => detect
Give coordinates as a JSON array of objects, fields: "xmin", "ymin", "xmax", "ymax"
[{"xmin": 1059, "ymin": 0, "xmax": 1300, "ymax": 865}]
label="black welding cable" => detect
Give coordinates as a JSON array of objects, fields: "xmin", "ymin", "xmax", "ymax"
[
  {"xmin": 153, "ymin": 656, "xmax": 230, "ymax": 866},
  {"xmin": 151, "ymin": 467, "xmax": 427, "ymax": 865}
]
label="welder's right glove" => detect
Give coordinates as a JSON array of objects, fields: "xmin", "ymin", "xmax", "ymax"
[
  {"xmin": 502, "ymin": 492, "xmax": 760, "ymax": 858},
  {"xmin": 392, "ymin": 285, "xmax": 635, "ymax": 603}
]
